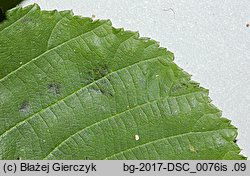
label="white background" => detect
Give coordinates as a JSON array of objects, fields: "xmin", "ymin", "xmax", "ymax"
[{"xmin": 21, "ymin": 0, "xmax": 250, "ymax": 158}]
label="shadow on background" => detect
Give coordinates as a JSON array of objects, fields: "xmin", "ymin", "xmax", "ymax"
[{"xmin": 0, "ymin": 0, "xmax": 26, "ymax": 22}]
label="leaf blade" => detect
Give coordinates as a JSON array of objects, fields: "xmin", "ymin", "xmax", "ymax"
[{"xmin": 0, "ymin": 4, "xmax": 246, "ymax": 160}]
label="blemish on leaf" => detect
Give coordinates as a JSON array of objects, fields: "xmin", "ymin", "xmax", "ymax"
[
  {"xmin": 82, "ymin": 64, "xmax": 109, "ymax": 84},
  {"xmin": 171, "ymin": 81, "xmax": 195, "ymax": 94},
  {"xmin": 93, "ymin": 64, "xmax": 109, "ymax": 79},
  {"xmin": 19, "ymin": 101, "xmax": 30, "ymax": 114},
  {"xmin": 89, "ymin": 79, "xmax": 115, "ymax": 97},
  {"xmin": 171, "ymin": 83, "xmax": 184, "ymax": 92},
  {"xmin": 189, "ymin": 144, "xmax": 197, "ymax": 153},
  {"xmin": 48, "ymin": 82, "xmax": 60, "ymax": 95},
  {"xmin": 20, "ymin": 18, "xmax": 33, "ymax": 24},
  {"xmin": 135, "ymin": 134, "xmax": 140, "ymax": 141},
  {"xmin": 89, "ymin": 84, "xmax": 102, "ymax": 94},
  {"xmin": 97, "ymin": 79, "xmax": 114, "ymax": 97},
  {"xmin": 85, "ymin": 156, "xmax": 91, "ymax": 160}
]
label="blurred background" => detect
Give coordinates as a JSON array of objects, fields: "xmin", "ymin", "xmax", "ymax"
[{"xmin": 4, "ymin": 0, "xmax": 250, "ymax": 157}]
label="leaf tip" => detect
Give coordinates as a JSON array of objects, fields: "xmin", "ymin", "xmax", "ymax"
[{"xmin": 22, "ymin": 3, "xmax": 41, "ymax": 12}]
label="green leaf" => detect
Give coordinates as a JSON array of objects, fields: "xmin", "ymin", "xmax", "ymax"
[{"xmin": 0, "ymin": 4, "xmax": 246, "ymax": 160}]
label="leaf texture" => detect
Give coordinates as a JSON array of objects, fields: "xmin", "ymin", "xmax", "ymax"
[{"xmin": 0, "ymin": 4, "xmax": 246, "ymax": 160}]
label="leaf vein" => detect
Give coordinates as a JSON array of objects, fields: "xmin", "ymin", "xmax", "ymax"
[
  {"xmin": 43, "ymin": 90, "xmax": 204, "ymax": 159},
  {"xmin": 104, "ymin": 128, "xmax": 231, "ymax": 159}
]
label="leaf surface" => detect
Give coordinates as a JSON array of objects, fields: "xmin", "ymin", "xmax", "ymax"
[{"xmin": 0, "ymin": 4, "xmax": 246, "ymax": 160}]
